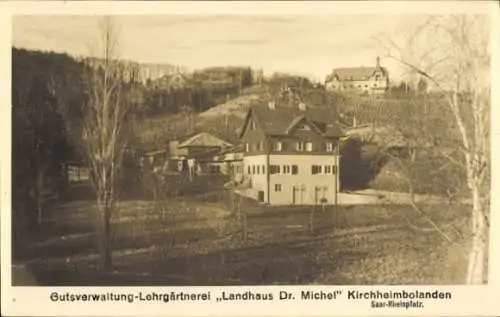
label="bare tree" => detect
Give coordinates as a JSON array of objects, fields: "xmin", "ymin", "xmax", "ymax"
[
  {"xmin": 381, "ymin": 15, "xmax": 490, "ymax": 284},
  {"xmin": 81, "ymin": 17, "xmax": 131, "ymax": 271}
]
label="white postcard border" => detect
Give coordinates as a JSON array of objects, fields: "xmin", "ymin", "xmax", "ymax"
[{"xmin": 1, "ymin": 1, "xmax": 499, "ymax": 316}]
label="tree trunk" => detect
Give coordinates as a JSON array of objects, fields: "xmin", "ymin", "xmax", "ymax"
[
  {"xmin": 466, "ymin": 185, "xmax": 487, "ymax": 284},
  {"xmin": 97, "ymin": 198, "xmax": 112, "ymax": 272}
]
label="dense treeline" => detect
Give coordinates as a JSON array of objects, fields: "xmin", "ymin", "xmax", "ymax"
[
  {"xmin": 137, "ymin": 67, "xmax": 254, "ymax": 117},
  {"xmin": 12, "ymin": 48, "xmax": 88, "ymax": 242}
]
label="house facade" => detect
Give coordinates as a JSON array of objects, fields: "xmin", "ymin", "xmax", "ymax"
[
  {"xmin": 238, "ymin": 102, "xmax": 344, "ymax": 205},
  {"xmin": 325, "ymin": 57, "xmax": 389, "ymax": 95}
]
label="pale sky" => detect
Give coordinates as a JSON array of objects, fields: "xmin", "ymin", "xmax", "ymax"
[{"xmin": 13, "ymin": 15, "xmax": 413, "ymax": 81}]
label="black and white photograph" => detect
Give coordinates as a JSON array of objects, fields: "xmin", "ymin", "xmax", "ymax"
[{"xmin": 2, "ymin": 0, "xmax": 497, "ymax": 299}]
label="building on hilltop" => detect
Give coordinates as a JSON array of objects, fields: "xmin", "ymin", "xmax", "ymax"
[
  {"xmin": 325, "ymin": 57, "xmax": 389, "ymax": 95},
  {"xmin": 236, "ymin": 101, "xmax": 344, "ymax": 205}
]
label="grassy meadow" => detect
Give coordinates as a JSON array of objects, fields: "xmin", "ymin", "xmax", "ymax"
[{"xmin": 12, "ymin": 183, "xmax": 471, "ymax": 286}]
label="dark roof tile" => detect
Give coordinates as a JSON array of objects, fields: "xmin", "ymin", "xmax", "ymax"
[
  {"xmin": 327, "ymin": 66, "xmax": 388, "ymax": 82},
  {"xmin": 244, "ymin": 103, "xmax": 344, "ymax": 138}
]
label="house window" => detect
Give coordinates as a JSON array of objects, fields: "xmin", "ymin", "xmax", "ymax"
[
  {"xmin": 332, "ymin": 165, "xmax": 337, "ymax": 174},
  {"xmin": 262, "ymin": 165, "xmax": 266, "ymax": 174},
  {"xmin": 270, "ymin": 165, "xmax": 281, "ymax": 174},
  {"xmin": 295, "ymin": 142, "xmax": 305, "ymax": 151},
  {"xmin": 274, "ymin": 141, "xmax": 283, "ymax": 151},
  {"xmin": 257, "ymin": 165, "xmax": 260, "ymax": 174},
  {"xmin": 245, "ymin": 143, "xmax": 250, "ymax": 152},
  {"xmin": 292, "ymin": 165, "xmax": 298, "ymax": 175},
  {"xmin": 252, "ymin": 165, "xmax": 255, "ymax": 174},
  {"xmin": 326, "ymin": 142, "xmax": 333, "ymax": 152},
  {"xmin": 247, "ymin": 166, "xmax": 251, "ymax": 174},
  {"xmin": 275, "ymin": 184, "xmax": 282, "ymax": 192},
  {"xmin": 311, "ymin": 165, "xmax": 323, "ymax": 175},
  {"xmin": 325, "ymin": 165, "xmax": 331, "ymax": 174},
  {"xmin": 305, "ymin": 142, "xmax": 313, "ymax": 152},
  {"xmin": 283, "ymin": 165, "xmax": 291, "ymax": 174},
  {"xmin": 251, "ymin": 121, "xmax": 256, "ymax": 130}
]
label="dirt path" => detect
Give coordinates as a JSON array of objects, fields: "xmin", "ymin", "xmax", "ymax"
[{"xmin": 339, "ymin": 189, "xmax": 471, "ymax": 205}]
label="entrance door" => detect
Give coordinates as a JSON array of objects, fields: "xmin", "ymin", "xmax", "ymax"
[
  {"xmin": 258, "ymin": 190, "xmax": 265, "ymax": 202},
  {"xmin": 293, "ymin": 185, "xmax": 306, "ymax": 205}
]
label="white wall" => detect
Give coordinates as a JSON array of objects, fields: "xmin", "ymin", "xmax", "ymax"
[
  {"xmin": 326, "ymin": 78, "xmax": 388, "ymax": 94},
  {"xmin": 243, "ymin": 155, "xmax": 268, "ymax": 201},
  {"xmin": 243, "ymin": 154, "xmax": 340, "ymax": 205},
  {"xmin": 268, "ymin": 155, "xmax": 338, "ymax": 205}
]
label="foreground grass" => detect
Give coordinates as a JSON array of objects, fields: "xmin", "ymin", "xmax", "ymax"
[{"xmin": 13, "ymin": 192, "xmax": 471, "ymax": 285}]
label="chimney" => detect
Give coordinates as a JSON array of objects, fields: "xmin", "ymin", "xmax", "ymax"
[
  {"xmin": 376, "ymin": 56, "xmax": 381, "ymax": 68},
  {"xmin": 268, "ymin": 101, "xmax": 276, "ymax": 109},
  {"xmin": 298, "ymin": 102, "xmax": 307, "ymax": 111}
]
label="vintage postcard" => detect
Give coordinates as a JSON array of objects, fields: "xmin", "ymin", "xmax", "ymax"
[{"xmin": 1, "ymin": 1, "xmax": 499, "ymax": 316}]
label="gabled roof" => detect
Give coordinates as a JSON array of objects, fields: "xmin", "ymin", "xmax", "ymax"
[
  {"xmin": 285, "ymin": 116, "xmax": 324, "ymax": 135},
  {"xmin": 239, "ymin": 103, "xmax": 344, "ymax": 139},
  {"xmin": 326, "ymin": 66, "xmax": 389, "ymax": 82},
  {"xmin": 178, "ymin": 132, "xmax": 233, "ymax": 148}
]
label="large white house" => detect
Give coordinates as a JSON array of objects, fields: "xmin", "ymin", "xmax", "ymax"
[
  {"xmin": 237, "ymin": 102, "xmax": 344, "ymax": 205},
  {"xmin": 325, "ymin": 57, "xmax": 390, "ymax": 95}
]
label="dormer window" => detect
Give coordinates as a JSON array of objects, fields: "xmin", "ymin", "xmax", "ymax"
[
  {"xmin": 274, "ymin": 141, "xmax": 283, "ymax": 151},
  {"xmin": 295, "ymin": 142, "xmax": 305, "ymax": 152},
  {"xmin": 305, "ymin": 142, "xmax": 313, "ymax": 152},
  {"xmin": 245, "ymin": 143, "xmax": 250, "ymax": 152},
  {"xmin": 250, "ymin": 121, "xmax": 257, "ymax": 130},
  {"xmin": 326, "ymin": 142, "xmax": 334, "ymax": 152}
]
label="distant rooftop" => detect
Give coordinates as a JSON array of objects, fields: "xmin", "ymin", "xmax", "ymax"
[{"xmin": 178, "ymin": 132, "xmax": 233, "ymax": 148}]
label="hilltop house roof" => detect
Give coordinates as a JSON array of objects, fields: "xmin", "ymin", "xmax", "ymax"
[
  {"xmin": 326, "ymin": 57, "xmax": 389, "ymax": 82},
  {"xmin": 239, "ymin": 103, "xmax": 344, "ymax": 139},
  {"xmin": 178, "ymin": 132, "xmax": 233, "ymax": 148},
  {"xmin": 326, "ymin": 66, "xmax": 389, "ymax": 82}
]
